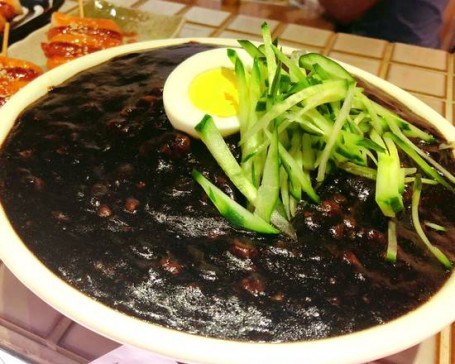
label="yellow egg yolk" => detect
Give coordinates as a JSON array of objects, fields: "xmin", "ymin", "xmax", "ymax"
[{"xmin": 189, "ymin": 67, "xmax": 239, "ymax": 118}]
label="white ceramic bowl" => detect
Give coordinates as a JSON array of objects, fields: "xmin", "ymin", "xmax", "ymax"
[{"xmin": 0, "ymin": 38, "xmax": 455, "ymax": 364}]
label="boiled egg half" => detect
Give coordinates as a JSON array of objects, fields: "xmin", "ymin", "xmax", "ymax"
[{"xmin": 163, "ymin": 47, "xmax": 252, "ymax": 138}]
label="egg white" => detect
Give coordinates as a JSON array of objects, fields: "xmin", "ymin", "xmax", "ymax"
[{"xmin": 163, "ymin": 47, "xmax": 252, "ymax": 138}]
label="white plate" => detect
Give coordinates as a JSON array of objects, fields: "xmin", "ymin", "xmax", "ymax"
[
  {"xmin": 0, "ymin": 38, "xmax": 455, "ymax": 364},
  {"xmin": 8, "ymin": 24, "xmax": 49, "ymax": 69}
]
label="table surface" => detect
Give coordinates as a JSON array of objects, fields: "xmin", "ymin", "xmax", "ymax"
[{"xmin": 0, "ymin": 0, "xmax": 454, "ymax": 363}]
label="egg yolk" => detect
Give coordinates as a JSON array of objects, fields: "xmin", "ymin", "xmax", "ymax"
[{"xmin": 189, "ymin": 67, "xmax": 239, "ymax": 118}]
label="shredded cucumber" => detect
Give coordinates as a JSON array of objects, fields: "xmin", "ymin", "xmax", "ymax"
[
  {"xmin": 195, "ymin": 115, "xmax": 258, "ymax": 203},
  {"xmin": 193, "ymin": 170, "xmax": 279, "ymax": 234},
  {"xmin": 188, "ymin": 23, "xmax": 454, "ymax": 270},
  {"xmin": 424, "ymin": 221, "xmax": 447, "ymax": 232},
  {"xmin": 241, "ymin": 80, "xmax": 348, "ymax": 144},
  {"xmin": 386, "ymin": 220, "xmax": 398, "ymax": 262},
  {"xmin": 255, "ymin": 126, "xmax": 280, "ymax": 221},
  {"xmin": 411, "ymin": 175, "xmax": 452, "ymax": 269},
  {"xmin": 317, "ymin": 83, "xmax": 355, "ymax": 182},
  {"xmin": 261, "ymin": 22, "xmax": 277, "ymax": 94}
]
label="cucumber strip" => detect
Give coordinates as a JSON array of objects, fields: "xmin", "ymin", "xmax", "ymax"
[
  {"xmin": 359, "ymin": 92, "xmax": 383, "ymax": 134},
  {"xmin": 238, "ymin": 39, "xmax": 265, "ymax": 59},
  {"xmin": 317, "ymin": 83, "xmax": 355, "ymax": 182},
  {"xmin": 340, "ymin": 131, "xmax": 368, "ymax": 165},
  {"xmin": 386, "ymin": 132, "xmax": 452, "ymax": 189},
  {"xmin": 276, "ymin": 119, "xmax": 294, "ymax": 137},
  {"xmin": 347, "ymin": 116, "xmax": 364, "ymax": 135},
  {"xmin": 404, "ymin": 177, "xmax": 438, "ymax": 185},
  {"xmin": 241, "ymin": 140, "xmax": 268, "ymax": 163},
  {"xmin": 195, "ymin": 119, "xmax": 293, "ymax": 236},
  {"xmin": 336, "ymin": 144, "xmax": 367, "ymax": 166},
  {"xmin": 302, "ymin": 133, "xmax": 316, "ymax": 170},
  {"xmin": 288, "ymin": 114, "xmax": 325, "ymax": 136},
  {"xmin": 386, "ymin": 219, "xmax": 398, "ymax": 262},
  {"xmin": 242, "ymin": 149, "xmax": 258, "ymax": 188},
  {"xmin": 255, "ymin": 126, "xmax": 280, "ymax": 221},
  {"xmin": 337, "ymin": 162, "xmax": 377, "ymax": 180},
  {"xmin": 363, "ymin": 149, "xmax": 378, "ymax": 166},
  {"xmin": 241, "ymin": 80, "xmax": 348, "ymax": 144},
  {"xmin": 289, "ymin": 143, "xmax": 303, "ymax": 200},
  {"xmin": 226, "ymin": 48, "xmax": 237, "ymax": 66},
  {"xmin": 404, "ymin": 167, "xmax": 417, "ymax": 175},
  {"xmin": 352, "ymin": 111, "xmax": 365, "ymax": 125},
  {"xmin": 298, "ymin": 81, "xmax": 349, "ymax": 116},
  {"xmin": 330, "ymin": 100, "xmax": 341, "ymax": 119},
  {"xmin": 375, "ymin": 153, "xmax": 403, "ymax": 217},
  {"xmin": 315, "ymin": 64, "xmax": 329, "ymax": 80},
  {"xmin": 385, "ymin": 119, "xmax": 455, "ymax": 187},
  {"xmin": 234, "ymin": 54, "xmax": 250, "ymax": 136},
  {"xmin": 384, "ymin": 132, "xmax": 405, "ymax": 195},
  {"xmin": 424, "ymin": 221, "xmax": 447, "ymax": 232},
  {"xmin": 351, "ymin": 96, "xmax": 366, "ymax": 111},
  {"xmin": 287, "ymin": 79, "xmax": 311, "ymax": 95},
  {"xmin": 278, "ymin": 124, "xmax": 290, "ymax": 147},
  {"xmin": 278, "ymin": 141, "xmax": 320, "ymax": 202},
  {"xmin": 271, "ymin": 44, "xmax": 306, "ymax": 83},
  {"xmin": 261, "ymin": 22, "xmax": 277, "ymax": 94},
  {"xmin": 375, "ymin": 134, "xmax": 404, "ymax": 217},
  {"xmin": 299, "ymin": 53, "xmax": 355, "ymax": 82},
  {"xmin": 269, "ymin": 58, "xmax": 284, "ymax": 102},
  {"xmin": 412, "ymin": 175, "xmax": 452, "ymax": 269},
  {"xmin": 398, "ymin": 168, "xmax": 406, "ymax": 194},
  {"xmin": 305, "ymin": 109, "xmax": 333, "ymax": 134},
  {"xmin": 372, "ymin": 101, "xmax": 435, "ymax": 143},
  {"xmin": 280, "ymin": 167, "xmax": 291, "ymax": 220},
  {"xmin": 192, "ymin": 170, "xmax": 279, "ymax": 234},
  {"xmin": 356, "ymin": 138, "xmax": 386, "ymax": 153},
  {"xmin": 195, "ymin": 115, "xmax": 257, "ymax": 203},
  {"xmin": 247, "ymin": 58, "xmax": 263, "ymax": 127},
  {"xmin": 254, "ymin": 146, "xmax": 268, "ymax": 191},
  {"xmin": 290, "ymin": 50, "xmax": 303, "ymax": 70},
  {"xmin": 358, "ymin": 120, "xmax": 372, "ymax": 133},
  {"xmin": 384, "ymin": 132, "xmax": 400, "ymax": 159},
  {"xmin": 197, "ymin": 116, "xmax": 295, "ymax": 236},
  {"xmin": 280, "ymin": 74, "xmax": 291, "ymax": 91},
  {"xmin": 242, "ymin": 58, "xmax": 263, "ymax": 186},
  {"xmin": 290, "ymin": 196, "xmax": 298, "ymax": 218}
]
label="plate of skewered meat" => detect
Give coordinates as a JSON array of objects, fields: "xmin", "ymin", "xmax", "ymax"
[
  {"xmin": 7, "ymin": 0, "xmax": 185, "ymax": 70},
  {"xmin": 0, "ymin": 0, "xmax": 64, "ymax": 44},
  {"xmin": 0, "ymin": 0, "xmax": 184, "ymax": 106}
]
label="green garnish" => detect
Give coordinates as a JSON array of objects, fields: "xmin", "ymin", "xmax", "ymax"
[
  {"xmin": 386, "ymin": 219, "xmax": 398, "ymax": 262},
  {"xmin": 191, "ymin": 22, "xmax": 454, "ymax": 268},
  {"xmin": 424, "ymin": 221, "xmax": 447, "ymax": 232},
  {"xmin": 411, "ymin": 175, "xmax": 452, "ymax": 269},
  {"xmin": 192, "ymin": 170, "xmax": 278, "ymax": 234}
]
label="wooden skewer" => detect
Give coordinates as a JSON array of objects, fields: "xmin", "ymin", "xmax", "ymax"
[
  {"xmin": 78, "ymin": 0, "xmax": 84, "ymax": 18},
  {"xmin": 2, "ymin": 22, "xmax": 10, "ymax": 58},
  {"xmin": 437, "ymin": 325, "xmax": 452, "ymax": 364}
]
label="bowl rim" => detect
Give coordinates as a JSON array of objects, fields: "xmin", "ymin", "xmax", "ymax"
[{"xmin": 0, "ymin": 38, "xmax": 455, "ymax": 364}]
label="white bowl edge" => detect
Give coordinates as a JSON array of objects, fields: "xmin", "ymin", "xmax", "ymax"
[{"xmin": 0, "ymin": 38, "xmax": 454, "ymax": 364}]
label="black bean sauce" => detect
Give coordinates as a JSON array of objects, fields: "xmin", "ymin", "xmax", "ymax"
[{"xmin": 0, "ymin": 44, "xmax": 453, "ymax": 342}]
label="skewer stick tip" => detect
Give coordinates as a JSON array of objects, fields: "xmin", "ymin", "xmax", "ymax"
[
  {"xmin": 78, "ymin": 0, "xmax": 85, "ymax": 18},
  {"xmin": 2, "ymin": 22, "xmax": 10, "ymax": 58}
]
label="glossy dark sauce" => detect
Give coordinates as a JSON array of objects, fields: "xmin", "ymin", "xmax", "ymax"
[{"xmin": 0, "ymin": 44, "xmax": 454, "ymax": 341}]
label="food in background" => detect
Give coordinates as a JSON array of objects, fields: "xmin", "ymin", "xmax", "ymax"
[
  {"xmin": 41, "ymin": 12, "xmax": 123, "ymax": 69},
  {"xmin": 0, "ymin": 56, "xmax": 43, "ymax": 105},
  {"xmin": 0, "ymin": 0, "xmax": 22, "ymax": 32}
]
